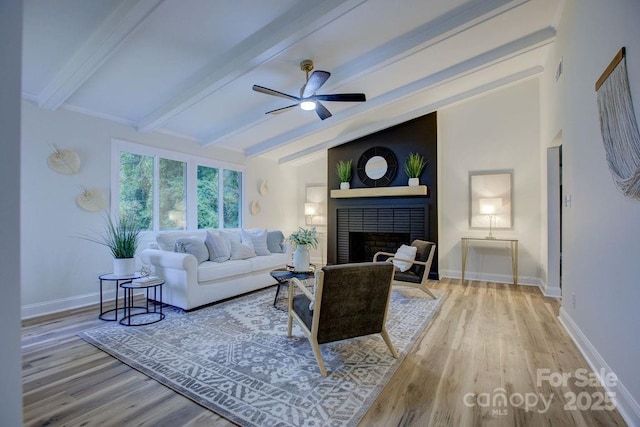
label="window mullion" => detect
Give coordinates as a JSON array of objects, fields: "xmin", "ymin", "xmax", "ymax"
[
  {"xmin": 186, "ymin": 160, "xmax": 198, "ymax": 230},
  {"xmin": 219, "ymin": 168, "xmax": 224, "ymax": 228},
  {"xmin": 153, "ymin": 155, "xmax": 160, "ymax": 232}
]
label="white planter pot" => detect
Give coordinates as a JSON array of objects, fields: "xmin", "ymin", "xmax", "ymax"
[
  {"xmin": 292, "ymin": 245, "xmax": 310, "ymax": 272},
  {"xmin": 113, "ymin": 257, "xmax": 136, "ymax": 276},
  {"xmin": 340, "ymin": 182, "xmax": 350, "ymax": 190},
  {"xmin": 408, "ymin": 177, "xmax": 419, "ymax": 186}
]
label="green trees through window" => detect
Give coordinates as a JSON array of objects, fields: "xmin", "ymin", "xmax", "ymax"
[
  {"xmin": 159, "ymin": 158, "xmax": 186, "ymax": 230},
  {"xmin": 197, "ymin": 165, "xmax": 219, "ymax": 229},
  {"xmin": 223, "ymin": 170, "xmax": 241, "ymax": 228},
  {"xmin": 119, "ymin": 152, "xmax": 153, "ymax": 229},
  {"xmin": 116, "ymin": 144, "xmax": 242, "ymax": 231}
]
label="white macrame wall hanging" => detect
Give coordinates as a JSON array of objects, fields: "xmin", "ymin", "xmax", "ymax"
[{"xmin": 595, "ymin": 47, "xmax": 640, "ymax": 199}]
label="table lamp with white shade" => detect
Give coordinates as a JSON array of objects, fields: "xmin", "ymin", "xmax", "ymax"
[
  {"xmin": 305, "ymin": 202, "xmax": 321, "ymax": 225},
  {"xmin": 479, "ymin": 197, "xmax": 502, "ymax": 239}
]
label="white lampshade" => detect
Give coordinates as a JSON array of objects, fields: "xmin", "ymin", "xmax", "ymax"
[
  {"xmin": 479, "ymin": 198, "xmax": 502, "ymax": 215},
  {"xmin": 304, "ymin": 202, "xmax": 319, "ymax": 215}
]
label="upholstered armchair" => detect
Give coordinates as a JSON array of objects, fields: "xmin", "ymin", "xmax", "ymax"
[
  {"xmin": 373, "ymin": 240, "xmax": 437, "ymax": 298},
  {"xmin": 287, "ymin": 262, "xmax": 398, "ymax": 377}
]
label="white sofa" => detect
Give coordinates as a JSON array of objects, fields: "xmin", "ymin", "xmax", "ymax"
[{"xmin": 140, "ymin": 229, "xmax": 290, "ymax": 310}]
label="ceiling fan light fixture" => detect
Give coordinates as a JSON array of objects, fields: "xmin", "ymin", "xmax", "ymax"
[
  {"xmin": 300, "ymin": 100, "xmax": 316, "ymax": 111},
  {"xmin": 253, "ymin": 59, "xmax": 365, "ymax": 120}
]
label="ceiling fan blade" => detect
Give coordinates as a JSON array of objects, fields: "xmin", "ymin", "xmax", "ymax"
[
  {"xmin": 313, "ymin": 93, "xmax": 366, "ymax": 102},
  {"xmin": 265, "ymin": 104, "xmax": 299, "ymax": 115},
  {"xmin": 302, "ymin": 71, "xmax": 331, "ymax": 98},
  {"xmin": 315, "ymin": 101, "xmax": 332, "ymax": 120},
  {"xmin": 253, "ymin": 85, "xmax": 300, "ymax": 101}
]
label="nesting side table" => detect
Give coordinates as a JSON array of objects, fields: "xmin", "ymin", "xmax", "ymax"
[
  {"xmin": 119, "ymin": 280, "xmax": 165, "ymax": 326},
  {"xmin": 98, "ymin": 273, "xmax": 141, "ymax": 321}
]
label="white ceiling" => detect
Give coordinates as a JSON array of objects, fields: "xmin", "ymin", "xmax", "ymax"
[{"xmin": 22, "ymin": 0, "xmax": 560, "ymax": 164}]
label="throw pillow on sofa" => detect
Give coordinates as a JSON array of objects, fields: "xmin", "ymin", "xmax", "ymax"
[
  {"xmin": 174, "ymin": 237, "xmax": 210, "ymax": 264},
  {"xmin": 221, "ymin": 230, "xmax": 241, "ymax": 247},
  {"xmin": 229, "ymin": 239, "xmax": 256, "ymax": 260},
  {"xmin": 240, "ymin": 229, "xmax": 255, "ymax": 251},
  {"xmin": 205, "ymin": 230, "xmax": 231, "ymax": 263},
  {"xmin": 242, "ymin": 229, "xmax": 271, "ymax": 256},
  {"xmin": 266, "ymin": 230, "xmax": 285, "ymax": 253}
]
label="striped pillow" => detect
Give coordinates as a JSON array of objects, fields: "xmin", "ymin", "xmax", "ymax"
[
  {"xmin": 230, "ymin": 239, "xmax": 256, "ymax": 260},
  {"xmin": 205, "ymin": 231, "xmax": 231, "ymax": 263},
  {"xmin": 242, "ymin": 229, "xmax": 271, "ymax": 256}
]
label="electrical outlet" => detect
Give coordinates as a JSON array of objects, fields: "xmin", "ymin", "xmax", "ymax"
[{"xmin": 571, "ymin": 293, "xmax": 576, "ymax": 309}]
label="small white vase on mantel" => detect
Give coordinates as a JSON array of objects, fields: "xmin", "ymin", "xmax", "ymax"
[
  {"xmin": 408, "ymin": 178, "xmax": 419, "ymax": 187},
  {"xmin": 113, "ymin": 257, "xmax": 136, "ymax": 276},
  {"xmin": 340, "ymin": 182, "xmax": 350, "ymax": 190},
  {"xmin": 292, "ymin": 244, "xmax": 310, "ymax": 272}
]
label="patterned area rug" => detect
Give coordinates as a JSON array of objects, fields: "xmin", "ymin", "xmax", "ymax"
[{"xmin": 79, "ymin": 285, "xmax": 445, "ymax": 426}]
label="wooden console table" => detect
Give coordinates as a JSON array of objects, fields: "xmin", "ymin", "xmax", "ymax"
[{"xmin": 461, "ymin": 237, "xmax": 518, "ymax": 286}]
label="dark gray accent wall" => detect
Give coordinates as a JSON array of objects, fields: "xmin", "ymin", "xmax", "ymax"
[{"xmin": 327, "ymin": 112, "xmax": 438, "ymax": 278}]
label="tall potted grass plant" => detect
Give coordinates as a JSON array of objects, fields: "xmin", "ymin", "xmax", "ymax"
[
  {"xmin": 404, "ymin": 152, "xmax": 426, "ymax": 186},
  {"xmin": 336, "ymin": 160, "xmax": 353, "ymax": 189},
  {"xmin": 80, "ymin": 214, "xmax": 142, "ymax": 276}
]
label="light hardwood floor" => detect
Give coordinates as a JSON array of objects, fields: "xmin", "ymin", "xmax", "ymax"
[{"xmin": 22, "ymin": 279, "xmax": 626, "ymax": 426}]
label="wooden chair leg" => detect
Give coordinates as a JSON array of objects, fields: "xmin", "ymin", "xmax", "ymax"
[
  {"xmin": 309, "ymin": 338, "xmax": 327, "ymax": 377},
  {"xmin": 419, "ymin": 283, "xmax": 437, "ymax": 299},
  {"xmin": 380, "ymin": 328, "xmax": 398, "ymax": 358}
]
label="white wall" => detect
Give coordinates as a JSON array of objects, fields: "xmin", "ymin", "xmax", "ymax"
[
  {"xmin": 438, "ymin": 79, "xmax": 542, "ymax": 285},
  {"xmin": 294, "ymin": 154, "xmax": 328, "ymax": 264},
  {"xmin": 0, "ymin": 0, "xmax": 24, "ymax": 424},
  {"xmin": 20, "ymin": 101, "xmax": 296, "ymax": 318},
  {"xmin": 243, "ymin": 156, "xmax": 298, "ymax": 233},
  {"xmin": 540, "ymin": 0, "xmax": 640, "ymax": 423}
]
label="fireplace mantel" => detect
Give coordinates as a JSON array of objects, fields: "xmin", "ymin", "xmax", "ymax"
[{"xmin": 330, "ymin": 185, "xmax": 428, "ymax": 199}]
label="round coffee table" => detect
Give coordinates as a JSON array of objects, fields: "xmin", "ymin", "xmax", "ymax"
[{"xmin": 270, "ymin": 266, "xmax": 315, "ymax": 308}]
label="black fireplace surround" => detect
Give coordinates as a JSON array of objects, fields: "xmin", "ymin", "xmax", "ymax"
[{"xmin": 338, "ymin": 207, "xmax": 426, "ymax": 264}]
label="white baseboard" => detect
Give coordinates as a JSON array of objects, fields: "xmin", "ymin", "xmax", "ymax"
[
  {"xmin": 21, "ymin": 288, "xmax": 144, "ymax": 320},
  {"xmin": 540, "ymin": 282, "xmax": 562, "ymax": 298},
  {"xmin": 559, "ymin": 307, "xmax": 640, "ymax": 426},
  {"xmin": 22, "ymin": 291, "xmax": 106, "ymax": 319},
  {"xmin": 440, "ymin": 269, "xmax": 541, "ymax": 287}
]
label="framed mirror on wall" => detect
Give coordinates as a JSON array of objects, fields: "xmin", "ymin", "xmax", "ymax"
[{"xmin": 469, "ymin": 170, "xmax": 513, "ymax": 230}]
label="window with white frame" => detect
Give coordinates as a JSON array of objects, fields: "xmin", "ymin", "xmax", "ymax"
[{"xmin": 112, "ymin": 140, "xmax": 243, "ymax": 231}]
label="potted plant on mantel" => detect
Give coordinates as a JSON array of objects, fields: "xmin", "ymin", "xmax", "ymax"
[
  {"xmin": 336, "ymin": 159, "xmax": 353, "ymax": 190},
  {"xmin": 287, "ymin": 227, "xmax": 319, "ymax": 272},
  {"xmin": 80, "ymin": 214, "xmax": 142, "ymax": 276},
  {"xmin": 404, "ymin": 152, "xmax": 427, "ymax": 186}
]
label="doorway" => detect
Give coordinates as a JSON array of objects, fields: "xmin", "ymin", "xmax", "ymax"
[{"xmin": 547, "ymin": 144, "xmax": 562, "ymax": 296}]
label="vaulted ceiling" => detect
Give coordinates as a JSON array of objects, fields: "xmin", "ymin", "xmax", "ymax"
[{"xmin": 22, "ymin": 0, "xmax": 560, "ymax": 164}]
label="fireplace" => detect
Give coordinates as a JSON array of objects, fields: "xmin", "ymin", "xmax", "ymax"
[
  {"xmin": 336, "ymin": 207, "xmax": 427, "ymax": 264},
  {"xmin": 349, "ymin": 231, "xmax": 410, "ymax": 263},
  {"xmin": 326, "ymin": 111, "xmax": 438, "ymax": 277}
]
